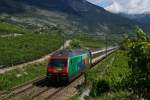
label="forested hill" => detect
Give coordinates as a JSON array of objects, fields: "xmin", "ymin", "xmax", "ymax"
[{"xmin": 0, "ymin": 0, "xmax": 144, "ymax": 34}]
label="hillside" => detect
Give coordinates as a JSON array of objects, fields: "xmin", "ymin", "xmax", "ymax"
[
  {"xmin": 121, "ymin": 13, "xmax": 150, "ymax": 26},
  {"xmin": 0, "ymin": 21, "xmax": 63, "ymax": 68},
  {"xmin": 0, "ymin": 0, "xmax": 143, "ymax": 35}
]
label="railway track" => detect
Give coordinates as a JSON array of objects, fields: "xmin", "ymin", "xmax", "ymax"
[
  {"xmin": 0, "ymin": 76, "xmax": 45, "ymax": 99},
  {"xmin": 45, "ymin": 87, "xmax": 65, "ymax": 100},
  {"xmin": 44, "ymin": 75, "xmax": 84, "ymax": 100},
  {"xmin": 0, "ymin": 47, "xmax": 117, "ymax": 100},
  {"xmin": 1, "ymin": 76, "xmax": 83, "ymax": 100},
  {"xmin": 33, "ymin": 87, "xmax": 66, "ymax": 100}
]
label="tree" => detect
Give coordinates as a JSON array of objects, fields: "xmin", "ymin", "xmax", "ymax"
[
  {"xmin": 70, "ymin": 39, "xmax": 81, "ymax": 48},
  {"xmin": 122, "ymin": 27, "xmax": 150, "ymax": 97}
]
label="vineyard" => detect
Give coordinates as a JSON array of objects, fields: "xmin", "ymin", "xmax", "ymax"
[
  {"xmin": 70, "ymin": 35, "xmax": 106, "ymax": 48},
  {"xmin": 0, "ymin": 61, "xmax": 47, "ymax": 91},
  {"xmin": 0, "ymin": 22, "xmax": 28, "ymax": 35},
  {"xmin": 0, "ymin": 33, "xmax": 62, "ymax": 68}
]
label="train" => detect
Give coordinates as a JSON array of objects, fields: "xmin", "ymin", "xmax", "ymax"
[
  {"xmin": 46, "ymin": 49, "xmax": 92, "ymax": 82},
  {"xmin": 46, "ymin": 48, "xmax": 115, "ymax": 83}
]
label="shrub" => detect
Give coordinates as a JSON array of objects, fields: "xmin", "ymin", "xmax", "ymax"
[
  {"xmin": 90, "ymin": 80, "xmax": 110, "ymax": 96},
  {"xmin": 70, "ymin": 39, "xmax": 81, "ymax": 48}
]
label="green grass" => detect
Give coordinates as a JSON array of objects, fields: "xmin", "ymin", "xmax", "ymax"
[
  {"xmin": 0, "ymin": 22, "xmax": 27, "ymax": 35},
  {"xmin": 84, "ymin": 50, "xmax": 131, "ymax": 98},
  {"xmin": 86, "ymin": 91, "xmax": 130, "ymax": 100},
  {"xmin": 68, "ymin": 95, "xmax": 78, "ymax": 100},
  {"xmin": 71, "ymin": 35, "xmax": 106, "ymax": 48},
  {"xmin": 79, "ymin": 39, "xmax": 105, "ymax": 48},
  {"xmin": 0, "ymin": 61, "xmax": 47, "ymax": 91},
  {"xmin": 0, "ymin": 33, "xmax": 62, "ymax": 67},
  {"xmin": 79, "ymin": 37, "xmax": 105, "ymax": 48}
]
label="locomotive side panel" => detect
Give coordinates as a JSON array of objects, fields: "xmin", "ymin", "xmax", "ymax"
[{"xmin": 68, "ymin": 53, "xmax": 91, "ymax": 81}]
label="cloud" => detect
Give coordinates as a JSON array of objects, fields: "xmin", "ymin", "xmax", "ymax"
[
  {"xmin": 87, "ymin": 0, "xmax": 150, "ymax": 14},
  {"xmin": 87, "ymin": 0, "xmax": 112, "ymax": 7},
  {"xmin": 87, "ymin": 0, "xmax": 101, "ymax": 4},
  {"xmin": 87, "ymin": 0, "xmax": 110, "ymax": 7}
]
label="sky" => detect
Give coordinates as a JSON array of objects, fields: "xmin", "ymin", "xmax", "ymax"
[{"xmin": 87, "ymin": 0, "xmax": 150, "ymax": 14}]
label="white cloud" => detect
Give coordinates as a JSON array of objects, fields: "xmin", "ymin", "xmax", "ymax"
[
  {"xmin": 87, "ymin": 0, "xmax": 150, "ymax": 14},
  {"xmin": 87, "ymin": 0, "xmax": 112, "ymax": 7},
  {"xmin": 87, "ymin": 0, "xmax": 101, "ymax": 4}
]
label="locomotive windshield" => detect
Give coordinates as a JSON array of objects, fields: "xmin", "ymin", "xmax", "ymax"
[{"xmin": 49, "ymin": 59, "xmax": 67, "ymax": 67}]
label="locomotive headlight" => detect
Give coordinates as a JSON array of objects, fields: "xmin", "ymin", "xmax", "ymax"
[{"xmin": 56, "ymin": 68, "xmax": 63, "ymax": 71}]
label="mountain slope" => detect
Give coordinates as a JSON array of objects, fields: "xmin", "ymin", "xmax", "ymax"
[
  {"xmin": 121, "ymin": 13, "xmax": 150, "ymax": 26},
  {"xmin": 0, "ymin": 0, "xmax": 143, "ymax": 34}
]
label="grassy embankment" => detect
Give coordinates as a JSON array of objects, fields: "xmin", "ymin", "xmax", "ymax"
[{"xmin": 0, "ymin": 61, "xmax": 47, "ymax": 91}]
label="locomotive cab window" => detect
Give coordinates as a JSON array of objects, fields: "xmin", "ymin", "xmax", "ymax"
[{"xmin": 49, "ymin": 59, "xmax": 67, "ymax": 67}]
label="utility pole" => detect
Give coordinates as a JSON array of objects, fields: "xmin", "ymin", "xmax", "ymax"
[
  {"xmin": 84, "ymin": 33, "xmax": 108, "ymax": 56},
  {"xmin": 62, "ymin": 33, "xmax": 65, "ymax": 50},
  {"xmin": 105, "ymin": 33, "xmax": 108, "ymax": 58},
  {"xmin": 58, "ymin": 26, "xmax": 65, "ymax": 50}
]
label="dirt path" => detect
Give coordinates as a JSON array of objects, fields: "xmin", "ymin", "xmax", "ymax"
[{"xmin": 0, "ymin": 40, "xmax": 71, "ymax": 74}]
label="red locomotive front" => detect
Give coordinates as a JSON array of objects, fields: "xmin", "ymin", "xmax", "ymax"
[{"xmin": 47, "ymin": 57, "xmax": 69, "ymax": 82}]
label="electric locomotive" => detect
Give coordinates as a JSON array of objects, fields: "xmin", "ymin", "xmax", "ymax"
[{"xmin": 47, "ymin": 49, "xmax": 92, "ymax": 82}]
